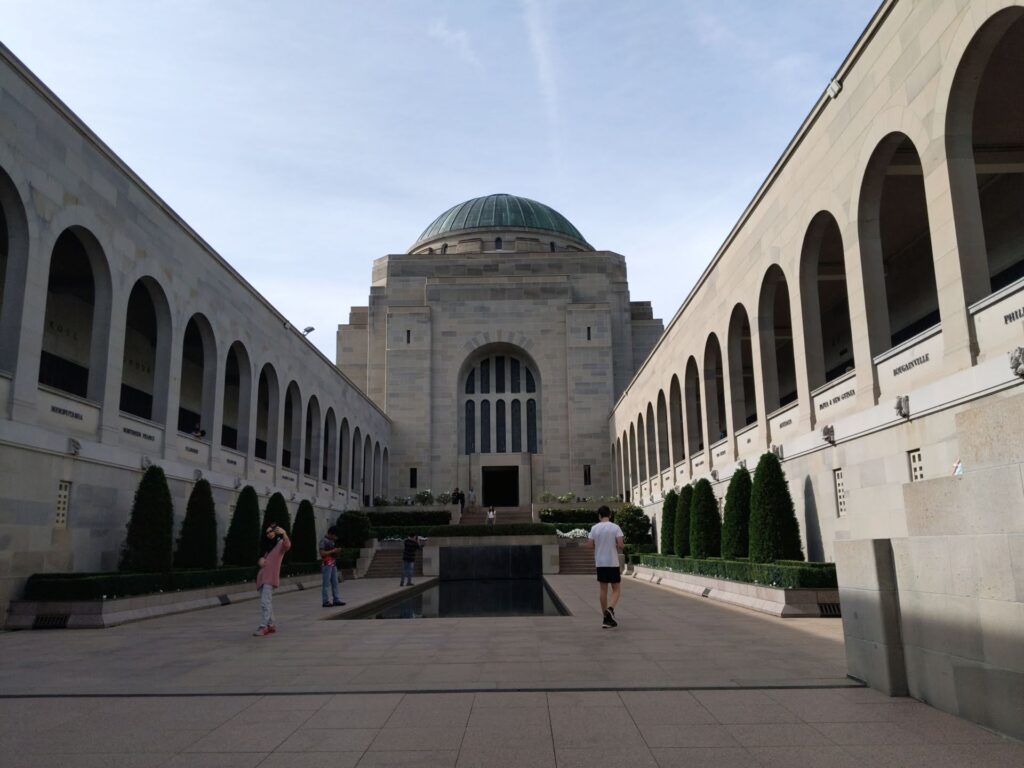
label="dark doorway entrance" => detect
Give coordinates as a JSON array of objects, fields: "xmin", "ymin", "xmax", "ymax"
[{"xmin": 482, "ymin": 466, "xmax": 518, "ymax": 507}]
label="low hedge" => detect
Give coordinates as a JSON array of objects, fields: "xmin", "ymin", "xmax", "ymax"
[
  {"xmin": 370, "ymin": 525, "xmax": 436, "ymax": 539},
  {"xmin": 337, "ymin": 548, "xmax": 360, "ymax": 568},
  {"xmin": 426, "ymin": 523, "xmax": 557, "ymax": 537},
  {"xmin": 23, "ymin": 562, "xmax": 322, "ymax": 601},
  {"xmin": 632, "ymin": 554, "xmax": 837, "ymax": 589},
  {"xmin": 367, "ymin": 511, "xmax": 451, "ymax": 527},
  {"xmin": 539, "ymin": 509, "xmax": 602, "ymax": 524}
]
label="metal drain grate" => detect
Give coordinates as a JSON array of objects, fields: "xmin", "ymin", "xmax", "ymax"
[
  {"xmin": 33, "ymin": 614, "xmax": 70, "ymax": 629},
  {"xmin": 818, "ymin": 603, "xmax": 841, "ymax": 617}
]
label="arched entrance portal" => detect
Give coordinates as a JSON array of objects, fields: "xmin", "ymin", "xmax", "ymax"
[{"xmin": 458, "ymin": 344, "xmax": 540, "ymax": 508}]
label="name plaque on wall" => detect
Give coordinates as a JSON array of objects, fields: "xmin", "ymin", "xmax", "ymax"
[
  {"xmin": 818, "ymin": 388, "xmax": 855, "ymax": 411},
  {"xmin": 122, "ymin": 426, "xmax": 156, "ymax": 442}
]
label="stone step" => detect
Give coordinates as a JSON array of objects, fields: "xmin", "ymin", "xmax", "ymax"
[{"xmin": 363, "ymin": 550, "xmax": 422, "ymax": 578}]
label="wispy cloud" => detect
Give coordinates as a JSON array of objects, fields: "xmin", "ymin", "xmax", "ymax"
[
  {"xmin": 427, "ymin": 18, "xmax": 481, "ymax": 69},
  {"xmin": 522, "ymin": 0, "xmax": 564, "ymax": 177}
]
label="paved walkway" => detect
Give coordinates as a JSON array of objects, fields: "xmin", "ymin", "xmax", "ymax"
[{"xmin": 1, "ymin": 575, "xmax": 1021, "ymax": 766}]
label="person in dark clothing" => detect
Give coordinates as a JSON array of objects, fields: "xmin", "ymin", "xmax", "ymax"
[{"xmin": 401, "ymin": 533, "xmax": 422, "ymax": 586}]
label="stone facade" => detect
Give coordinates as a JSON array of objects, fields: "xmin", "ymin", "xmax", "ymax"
[
  {"xmin": 0, "ymin": 44, "xmax": 390, "ymax": 611},
  {"xmin": 609, "ymin": 0, "xmax": 1024, "ymax": 739}
]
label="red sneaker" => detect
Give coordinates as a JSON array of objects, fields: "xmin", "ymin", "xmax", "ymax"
[
  {"xmin": 252, "ymin": 627, "xmax": 271, "ymax": 637},
  {"xmin": 267, "ymin": 624, "xmax": 277, "ymax": 634}
]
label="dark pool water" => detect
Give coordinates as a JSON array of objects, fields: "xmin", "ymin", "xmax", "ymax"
[{"xmin": 351, "ymin": 579, "xmax": 568, "ymax": 619}]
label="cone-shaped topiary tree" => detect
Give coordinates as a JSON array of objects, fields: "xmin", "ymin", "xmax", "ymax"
[
  {"xmin": 721, "ymin": 466, "xmax": 752, "ymax": 560},
  {"xmin": 749, "ymin": 452, "xmax": 804, "ymax": 563},
  {"xmin": 336, "ymin": 509, "xmax": 370, "ymax": 548},
  {"xmin": 222, "ymin": 485, "xmax": 261, "ymax": 566},
  {"xmin": 660, "ymin": 489, "xmax": 678, "ymax": 555},
  {"xmin": 261, "ymin": 492, "xmax": 292, "ymax": 536},
  {"xmin": 673, "ymin": 484, "xmax": 693, "ymax": 558},
  {"xmin": 689, "ymin": 478, "xmax": 721, "ymax": 559},
  {"xmin": 174, "ymin": 479, "xmax": 218, "ymax": 569},
  {"xmin": 291, "ymin": 499, "xmax": 318, "ymax": 563},
  {"xmin": 120, "ymin": 464, "xmax": 175, "ymax": 572}
]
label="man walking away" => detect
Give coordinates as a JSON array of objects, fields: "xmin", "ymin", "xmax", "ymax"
[
  {"xmin": 585, "ymin": 506, "xmax": 624, "ymax": 628},
  {"xmin": 401, "ymin": 533, "xmax": 422, "ymax": 586}
]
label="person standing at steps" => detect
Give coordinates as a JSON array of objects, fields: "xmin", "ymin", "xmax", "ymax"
[
  {"xmin": 401, "ymin": 533, "xmax": 422, "ymax": 586},
  {"xmin": 319, "ymin": 525, "xmax": 346, "ymax": 608},
  {"xmin": 487, "ymin": 506, "xmax": 496, "ymax": 526},
  {"xmin": 584, "ymin": 506, "xmax": 624, "ymax": 628}
]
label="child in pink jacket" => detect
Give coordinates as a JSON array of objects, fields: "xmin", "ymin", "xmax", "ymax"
[{"xmin": 254, "ymin": 525, "xmax": 291, "ymax": 636}]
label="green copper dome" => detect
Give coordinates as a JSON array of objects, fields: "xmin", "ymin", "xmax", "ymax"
[{"xmin": 413, "ymin": 194, "xmax": 589, "ymax": 250}]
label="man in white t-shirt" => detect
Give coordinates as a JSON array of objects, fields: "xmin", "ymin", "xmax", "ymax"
[{"xmin": 585, "ymin": 506, "xmax": 624, "ymax": 628}]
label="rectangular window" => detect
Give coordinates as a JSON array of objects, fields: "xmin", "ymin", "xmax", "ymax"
[
  {"xmin": 406, "ymin": 329, "xmax": 411, "ymax": 344},
  {"xmin": 510, "ymin": 359, "xmax": 521, "ymax": 393},
  {"xmin": 586, "ymin": 326, "xmax": 591, "ymax": 341},
  {"xmin": 583, "ymin": 464, "xmax": 592, "ymax": 486},
  {"xmin": 410, "ymin": 468, "xmax": 417, "ymax": 488},
  {"xmin": 495, "ymin": 356, "xmax": 505, "ymax": 393},
  {"xmin": 480, "ymin": 359, "xmax": 490, "ymax": 394},
  {"xmin": 908, "ymin": 449, "xmax": 924, "ymax": 482},
  {"xmin": 55, "ymin": 480, "xmax": 71, "ymax": 529},
  {"xmin": 833, "ymin": 468, "xmax": 846, "ymax": 516}
]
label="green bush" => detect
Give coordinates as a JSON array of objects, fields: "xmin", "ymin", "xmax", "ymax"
[
  {"xmin": 616, "ymin": 504, "xmax": 653, "ymax": 547},
  {"xmin": 119, "ymin": 465, "xmax": 174, "ymax": 573},
  {"xmin": 721, "ymin": 466, "xmax": 752, "ymax": 560},
  {"xmin": 222, "ymin": 485, "xmax": 261, "ymax": 566},
  {"xmin": 291, "ymin": 500, "xmax": 318, "ymax": 563},
  {"xmin": 538, "ymin": 509, "xmax": 601, "ymax": 524},
  {"xmin": 426, "ymin": 523, "xmax": 556, "ymax": 537},
  {"xmin": 632, "ymin": 554, "xmax": 836, "ymax": 589},
  {"xmin": 660, "ymin": 490, "xmax": 678, "ymax": 555},
  {"xmin": 23, "ymin": 562, "xmax": 323, "ymax": 601},
  {"xmin": 673, "ymin": 484, "xmax": 693, "ymax": 558},
  {"xmin": 689, "ymin": 478, "xmax": 721, "ymax": 559},
  {"xmin": 174, "ymin": 479, "xmax": 217, "ymax": 569},
  {"xmin": 749, "ymin": 452, "xmax": 804, "ymax": 563},
  {"xmin": 623, "ymin": 541, "xmax": 657, "ymax": 561},
  {"xmin": 336, "ymin": 509, "xmax": 371, "ymax": 548},
  {"xmin": 261, "ymin": 492, "xmax": 292, "ymax": 536},
  {"xmin": 337, "ymin": 548, "xmax": 360, "ymax": 568},
  {"xmin": 367, "ymin": 510, "xmax": 451, "ymax": 526}
]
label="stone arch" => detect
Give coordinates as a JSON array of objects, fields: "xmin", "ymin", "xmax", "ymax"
[
  {"xmin": 669, "ymin": 374, "xmax": 684, "ymax": 462},
  {"xmin": 119, "ymin": 277, "xmax": 172, "ymax": 424},
  {"xmin": 656, "ymin": 390, "xmax": 670, "ymax": 470},
  {"xmin": 351, "ymin": 426, "xmax": 362, "ymax": 496},
  {"xmin": 704, "ymin": 333, "xmax": 727, "ymax": 443},
  {"xmin": 727, "ymin": 304, "xmax": 757, "ymax": 426},
  {"xmin": 323, "ymin": 407, "xmax": 338, "ymax": 483},
  {"xmin": 945, "ymin": 7, "xmax": 1024, "ymax": 301},
  {"xmin": 628, "ymin": 423, "xmax": 638, "ymax": 492},
  {"xmin": 177, "ymin": 313, "xmax": 217, "ymax": 437},
  {"xmin": 338, "ymin": 417, "xmax": 351, "ymax": 487},
  {"xmin": 458, "ymin": 342, "xmax": 542, "ymax": 455},
  {"xmin": 373, "ymin": 441, "xmax": 382, "ymax": 498},
  {"xmin": 757, "ymin": 266, "xmax": 797, "ymax": 412},
  {"xmin": 38, "ymin": 226, "xmax": 113, "ymax": 402},
  {"xmin": 0, "ymin": 164, "xmax": 30, "ymax": 373},
  {"xmin": 381, "ymin": 447, "xmax": 389, "ymax": 498},
  {"xmin": 684, "ymin": 356, "xmax": 704, "ymax": 453},
  {"xmin": 304, "ymin": 395, "xmax": 322, "ymax": 477},
  {"xmin": 282, "ymin": 381, "xmax": 301, "ymax": 469},
  {"xmin": 799, "ymin": 212, "xmax": 855, "ymax": 389},
  {"xmin": 637, "ymin": 411, "xmax": 649, "ymax": 481},
  {"xmin": 221, "ymin": 340, "xmax": 252, "ymax": 452},
  {"xmin": 857, "ymin": 133, "xmax": 939, "ymax": 355},
  {"xmin": 362, "ymin": 434, "xmax": 373, "ymax": 505},
  {"xmin": 255, "ymin": 363, "xmax": 279, "ymax": 462}
]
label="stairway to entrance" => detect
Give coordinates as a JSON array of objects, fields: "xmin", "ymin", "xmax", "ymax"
[
  {"xmin": 363, "ymin": 549, "xmax": 422, "ymax": 579},
  {"xmin": 458, "ymin": 506, "xmax": 534, "ymax": 525},
  {"xmin": 557, "ymin": 542, "xmax": 594, "ymax": 574}
]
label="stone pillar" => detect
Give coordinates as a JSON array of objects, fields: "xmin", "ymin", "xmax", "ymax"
[{"xmin": 834, "ymin": 538, "xmax": 908, "ymax": 696}]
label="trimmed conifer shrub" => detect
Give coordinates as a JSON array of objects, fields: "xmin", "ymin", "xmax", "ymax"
[
  {"xmin": 261, "ymin": 492, "xmax": 292, "ymax": 536},
  {"xmin": 336, "ymin": 509, "xmax": 371, "ymax": 548},
  {"xmin": 660, "ymin": 489, "xmax": 678, "ymax": 555},
  {"xmin": 749, "ymin": 452, "xmax": 804, "ymax": 563},
  {"xmin": 616, "ymin": 503, "xmax": 652, "ymax": 546},
  {"xmin": 222, "ymin": 485, "xmax": 261, "ymax": 566},
  {"xmin": 673, "ymin": 484, "xmax": 693, "ymax": 558},
  {"xmin": 119, "ymin": 464, "xmax": 174, "ymax": 573},
  {"xmin": 174, "ymin": 479, "xmax": 218, "ymax": 569},
  {"xmin": 721, "ymin": 466, "xmax": 752, "ymax": 560},
  {"xmin": 688, "ymin": 478, "xmax": 721, "ymax": 559},
  {"xmin": 291, "ymin": 499, "xmax": 318, "ymax": 563}
]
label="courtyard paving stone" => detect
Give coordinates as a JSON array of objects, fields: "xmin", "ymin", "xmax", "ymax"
[{"xmin": 1, "ymin": 575, "xmax": 1020, "ymax": 766}]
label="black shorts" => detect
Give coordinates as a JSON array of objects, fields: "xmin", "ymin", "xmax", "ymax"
[{"xmin": 596, "ymin": 566, "xmax": 621, "ymax": 584}]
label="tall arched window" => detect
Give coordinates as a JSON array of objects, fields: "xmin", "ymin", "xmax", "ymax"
[
  {"xmin": 120, "ymin": 278, "xmax": 170, "ymax": 422},
  {"xmin": 495, "ymin": 237, "xmax": 503, "ymax": 250},
  {"xmin": 460, "ymin": 348, "xmax": 541, "ymax": 454},
  {"xmin": 758, "ymin": 266, "xmax": 798, "ymax": 411},
  {"xmin": 800, "ymin": 212, "xmax": 854, "ymax": 387}
]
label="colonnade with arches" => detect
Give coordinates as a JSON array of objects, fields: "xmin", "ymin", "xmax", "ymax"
[{"xmin": 612, "ymin": 5, "xmax": 1024, "ymax": 505}]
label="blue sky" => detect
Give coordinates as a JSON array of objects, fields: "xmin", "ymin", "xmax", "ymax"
[{"xmin": 2, "ymin": 1, "xmax": 879, "ymax": 359}]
